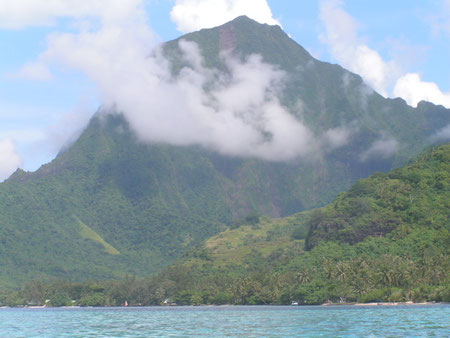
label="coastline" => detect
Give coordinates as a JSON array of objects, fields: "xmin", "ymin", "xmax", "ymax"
[
  {"xmin": 0, "ymin": 302, "xmax": 448, "ymax": 309},
  {"xmin": 323, "ymin": 301, "xmax": 441, "ymax": 306}
]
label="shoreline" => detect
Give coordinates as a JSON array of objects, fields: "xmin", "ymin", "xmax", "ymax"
[
  {"xmin": 0, "ymin": 302, "xmax": 448, "ymax": 309},
  {"xmin": 322, "ymin": 301, "xmax": 440, "ymax": 307}
]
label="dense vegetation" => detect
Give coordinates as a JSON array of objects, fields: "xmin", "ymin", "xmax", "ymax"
[
  {"xmin": 2, "ymin": 145, "xmax": 448, "ymax": 306},
  {"xmin": 0, "ymin": 16, "xmax": 449, "ymax": 287}
]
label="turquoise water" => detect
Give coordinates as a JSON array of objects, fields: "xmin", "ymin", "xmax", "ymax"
[{"xmin": 0, "ymin": 305, "xmax": 448, "ymax": 337}]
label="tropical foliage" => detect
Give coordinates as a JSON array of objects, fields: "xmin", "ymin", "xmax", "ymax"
[{"xmin": 2, "ymin": 145, "xmax": 448, "ymax": 306}]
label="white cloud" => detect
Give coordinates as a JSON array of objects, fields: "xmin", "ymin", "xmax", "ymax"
[
  {"xmin": 319, "ymin": 0, "xmax": 399, "ymax": 96},
  {"xmin": 102, "ymin": 40, "xmax": 315, "ymax": 161},
  {"xmin": 321, "ymin": 125, "xmax": 354, "ymax": 150},
  {"xmin": 0, "ymin": 101, "xmax": 93, "ymax": 171},
  {"xmin": 359, "ymin": 134, "xmax": 399, "ymax": 162},
  {"xmin": 319, "ymin": 0, "xmax": 450, "ymax": 108},
  {"xmin": 48, "ymin": 99, "xmax": 97, "ymax": 152},
  {"xmin": 0, "ymin": 0, "xmax": 144, "ymax": 29},
  {"xmin": 431, "ymin": 124, "xmax": 450, "ymax": 142},
  {"xmin": 170, "ymin": 0, "xmax": 281, "ymax": 33},
  {"xmin": 394, "ymin": 73, "xmax": 450, "ymax": 108},
  {"xmin": 0, "ymin": 128, "xmax": 46, "ymax": 145},
  {"xmin": 0, "ymin": 138, "xmax": 22, "ymax": 181},
  {"xmin": 17, "ymin": 0, "xmax": 315, "ymax": 162},
  {"xmin": 14, "ymin": 61, "xmax": 53, "ymax": 81}
]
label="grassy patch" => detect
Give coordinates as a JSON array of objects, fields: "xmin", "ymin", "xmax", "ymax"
[{"xmin": 75, "ymin": 216, "xmax": 120, "ymax": 255}]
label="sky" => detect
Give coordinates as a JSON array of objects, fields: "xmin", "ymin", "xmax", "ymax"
[{"xmin": 0, "ymin": 0, "xmax": 449, "ymax": 180}]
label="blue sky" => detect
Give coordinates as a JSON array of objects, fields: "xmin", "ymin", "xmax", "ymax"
[{"xmin": 0, "ymin": 0, "xmax": 449, "ymax": 179}]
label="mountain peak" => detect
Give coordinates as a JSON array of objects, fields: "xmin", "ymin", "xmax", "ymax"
[
  {"xmin": 8, "ymin": 168, "xmax": 27, "ymax": 182},
  {"xmin": 165, "ymin": 13, "xmax": 312, "ymax": 72},
  {"xmin": 222, "ymin": 15, "xmax": 281, "ymax": 28}
]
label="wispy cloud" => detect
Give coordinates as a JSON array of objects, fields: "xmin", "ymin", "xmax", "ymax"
[
  {"xmin": 0, "ymin": 0, "xmax": 144, "ymax": 29},
  {"xmin": 319, "ymin": 0, "xmax": 399, "ymax": 96},
  {"xmin": 430, "ymin": 124, "xmax": 450, "ymax": 142},
  {"xmin": 359, "ymin": 134, "xmax": 399, "ymax": 162},
  {"xmin": 0, "ymin": 138, "xmax": 22, "ymax": 181},
  {"xmin": 321, "ymin": 124, "xmax": 356, "ymax": 151},
  {"xmin": 14, "ymin": 61, "xmax": 53, "ymax": 81},
  {"xmin": 319, "ymin": 0, "xmax": 450, "ymax": 108},
  {"xmin": 0, "ymin": 98, "xmax": 95, "ymax": 171},
  {"xmin": 427, "ymin": 0, "xmax": 450, "ymax": 38}
]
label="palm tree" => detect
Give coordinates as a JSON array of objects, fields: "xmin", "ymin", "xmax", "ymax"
[
  {"xmin": 321, "ymin": 257, "xmax": 338, "ymax": 280},
  {"xmin": 335, "ymin": 261, "xmax": 347, "ymax": 282},
  {"xmin": 297, "ymin": 270, "xmax": 310, "ymax": 284}
]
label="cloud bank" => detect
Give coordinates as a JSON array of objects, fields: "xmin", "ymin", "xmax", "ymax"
[
  {"xmin": 170, "ymin": 0, "xmax": 281, "ymax": 33},
  {"xmin": 121, "ymin": 44, "xmax": 314, "ymax": 161},
  {"xmin": 0, "ymin": 138, "xmax": 22, "ymax": 181}
]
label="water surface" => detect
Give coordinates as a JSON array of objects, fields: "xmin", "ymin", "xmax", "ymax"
[{"xmin": 0, "ymin": 305, "xmax": 448, "ymax": 337}]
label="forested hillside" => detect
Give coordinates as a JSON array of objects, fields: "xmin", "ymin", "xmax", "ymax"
[
  {"xmin": 2, "ymin": 144, "xmax": 448, "ymax": 306},
  {"xmin": 142, "ymin": 144, "xmax": 449, "ymax": 305}
]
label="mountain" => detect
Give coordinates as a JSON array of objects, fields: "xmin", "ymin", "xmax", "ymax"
[{"xmin": 0, "ymin": 16, "xmax": 449, "ymax": 287}]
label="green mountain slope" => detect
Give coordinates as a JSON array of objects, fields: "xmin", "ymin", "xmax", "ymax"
[
  {"xmin": 305, "ymin": 145, "xmax": 450, "ymax": 249},
  {"xmin": 0, "ymin": 16, "xmax": 449, "ymax": 287},
  {"xmin": 5, "ymin": 144, "xmax": 447, "ymax": 306}
]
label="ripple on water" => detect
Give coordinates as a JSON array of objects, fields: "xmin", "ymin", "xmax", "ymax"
[{"xmin": 0, "ymin": 305, "xmax": 448, "ymax": 337}]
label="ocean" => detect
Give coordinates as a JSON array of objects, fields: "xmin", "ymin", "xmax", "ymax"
[{"xmin": 0, "ymin": 304, "xmax": 448, "ymax": 337}]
